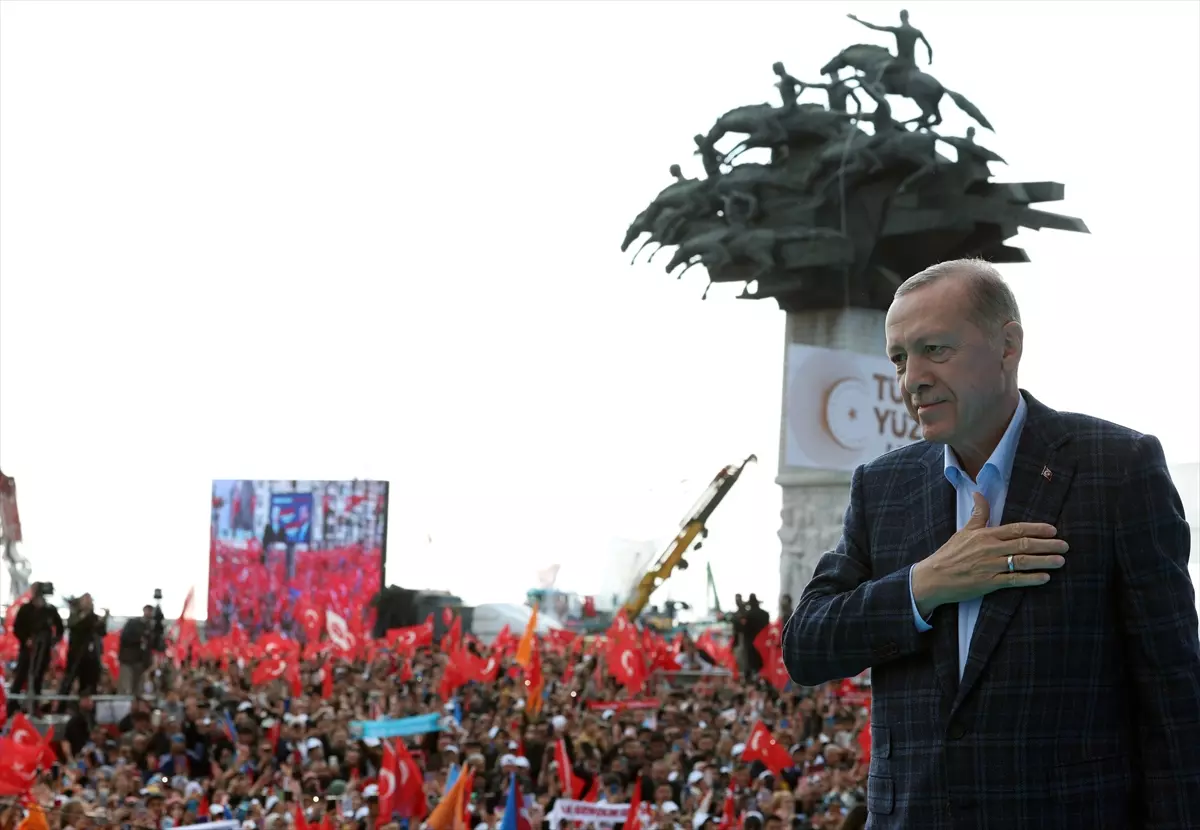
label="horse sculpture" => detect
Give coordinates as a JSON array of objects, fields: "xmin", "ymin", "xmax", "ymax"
[
  {"xmin": 620, "ymin": 165, "xmax": 708, "ymax": 252},
  {"xmin": 820, "ymin": 44, "xmax": 993, "ymax": 131},
  {"xmin": 705, "ymin": 103, "xmax": 851, "ymax": 164},
  {"xmin": 666, "ymin": 226, "xmax": 850, "ymax": 284}
]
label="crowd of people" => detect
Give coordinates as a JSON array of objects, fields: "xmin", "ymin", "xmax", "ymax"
[{"xmin": 1, "ymin": 594, "xmax": 871, "ymax": 830}]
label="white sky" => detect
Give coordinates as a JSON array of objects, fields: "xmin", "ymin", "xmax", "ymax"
[{"xmin": 1, "ymin": 1, "xmax": 1197, "ymax": 617}]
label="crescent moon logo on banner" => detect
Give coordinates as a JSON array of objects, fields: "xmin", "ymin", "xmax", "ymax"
[
  {"xmin": 402, "ymin": 631, "xmax": 416, "ymax": 647},
  {"xmin": 620, "ymin": 651, "xmax": 634, "ymax": 676},
  {"xmin": 380, "ymin": 768, "xmax": 396, "ymax": 799},
  {"xmin": 483, "ymin": 658, "xmax": 496, "ymax": 675},
  {"xmin": 13, "ymin": 728, "xmax": 37, "ymax": 747},
  {"xmin": 269, "ymin": 661, "xmax": 285, "ymax": 678},
  {"xmin": 398, "ymin": 761, "xmax": 409, "ymax": 789},
  {"xmin": 750, "ymin": 730, "xmax": 763, "ymax": 752}
]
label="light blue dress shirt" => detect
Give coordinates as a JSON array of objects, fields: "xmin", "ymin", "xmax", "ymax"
[{"xmin": 908, "ymin": 394, "xmax": 1028, "ymax": 678}]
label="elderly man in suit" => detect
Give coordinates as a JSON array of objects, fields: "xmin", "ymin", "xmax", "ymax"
[{"xmin": 782, "ymin": 259, "xmax": 1200, "ymax": 829}]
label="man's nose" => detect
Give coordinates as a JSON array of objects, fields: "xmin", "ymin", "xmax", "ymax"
[{"xmin": 903, "ymin": 357, "xmax": 934, "ymax": 395}]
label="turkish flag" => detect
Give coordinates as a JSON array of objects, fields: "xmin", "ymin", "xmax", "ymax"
[
  {"xmin": 742, "ymin": 722, "xmax": 793, "ymax": 778},
  {"xmin": 0, "ymin": 739, "xmax": 41, "ymax": 796},
  {"xmin": 718, "ymin": 793, "xmax": 738, "ymax": 830},
  {"xmin": 554, "ymin": 738, "xmax": 585, "ymax": 799},
  {"xmin": 605, "ymin": 640, "xmax": 647, "ymax": 693},
  {"xmin": 378, "ymin": 743, "xmax": 399, "ymax": 821},
  {"xmin": 296, "ymin": 603, "xmax": 323, "ymax": 642},
  {"xmin": 390, "ymin": 620, "xmax": 434, "ymax": 653},
  {"xmin": 624, "ymin": 773, "xmax": 645, "ymax": 830},
  {"xmin": 0, "ymin": 726, "xmax": 47, "ymax": 796},
  {"xmin": 394, "ymin": 741, "xmax": 427, "ymax": 819},
  {"xmin": 606, "ymin": 608, "xmax": 635, "ymax": 644},
  {"xmin": 250, "ymin": 658, "xmax": 289, "ymax": 687},
  {"xmin": 440, "ymin": 616, "xmax": 462, "ymax": 654},
  {"xmin": 753, "ymin": 621, "xmax": 790, "ymax": 691},
  {"xmin": 321, "ymin": 663, "xmax": 334, "ymax": 700},
  {"xmin": 8, "ymin": 714, "xmax": 45, "ymax": 756},
  {"xmin": 462, "ymin": 650, "xmax": 500, "ymax": 684}
]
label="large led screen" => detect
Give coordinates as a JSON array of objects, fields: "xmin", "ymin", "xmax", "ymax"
[{"xmin": 208, "ymin": 479, "xmax": 389, "ymax": 638}]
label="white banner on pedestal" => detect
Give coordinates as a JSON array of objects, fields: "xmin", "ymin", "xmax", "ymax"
[{"xmin": 783, "ymin": 343, "xmax": 921, "ymax": 471}]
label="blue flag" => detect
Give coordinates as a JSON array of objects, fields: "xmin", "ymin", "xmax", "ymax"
[{"xmin": 500, "ymin": 773, "xmax": 531, "ymax": 830}]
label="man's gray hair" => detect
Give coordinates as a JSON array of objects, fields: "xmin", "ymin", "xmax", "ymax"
[{"xmin": 894, "ymin": 258, "xmax": 1021, "ymax": 334}]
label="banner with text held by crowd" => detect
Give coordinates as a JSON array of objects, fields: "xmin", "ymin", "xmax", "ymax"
[{"xmin": 546, "ymin": 800, "xmax": 631, "ymax": 829}]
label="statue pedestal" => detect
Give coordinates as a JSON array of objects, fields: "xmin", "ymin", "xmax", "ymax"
[{"xmin": 777, "ymin": 307, "xmax": 886, "ymax": 606}]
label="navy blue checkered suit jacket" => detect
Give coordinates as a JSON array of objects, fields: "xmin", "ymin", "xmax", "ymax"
[{"xmin": 782, "ymin": 391, "xmax": 1200, "ymax": 830}]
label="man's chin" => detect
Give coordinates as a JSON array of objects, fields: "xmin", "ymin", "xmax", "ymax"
[{"xmin": 919, "ymin": 421, "xmax": 951, "ymax": 444}]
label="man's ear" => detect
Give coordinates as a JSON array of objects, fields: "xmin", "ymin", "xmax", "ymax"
[{"xmin": 1000, "ymin": 320, "xmax": 1023, "ymax": 370}]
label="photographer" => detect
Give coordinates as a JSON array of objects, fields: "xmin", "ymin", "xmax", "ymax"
[
  {"xmin": 59, "ymin": 593, "xmax": 108, "ymax": 697},
  {"xmin": 9, "ymin": 581, "xmax": 64, "ymax": 706},
  {"xmin": 118, "ymin": 602, "xmax": 164, "ymax": 697}
]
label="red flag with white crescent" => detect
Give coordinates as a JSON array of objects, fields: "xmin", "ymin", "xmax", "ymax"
[
  {"xmin": 605, "ymin": 640, "xmax": 646, "ymax": 693},
  {"xmin": 741, "ymin": 721, "xmax": 792, "ymax": 778},
  {"xmin": 378, "ymin": 742, "xmax": 398, "ymax": 820},
  {"xmin": 394, "ymin": 740, "xmax": 426, "ymax": 819},
  {"xmin": 250, "ymin": 658, "xmax": 289, "ymax": 687}
]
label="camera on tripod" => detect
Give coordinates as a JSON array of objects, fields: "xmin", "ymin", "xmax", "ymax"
[{"xmin": 149, "ymin": 588, "xmax": 166, "ymax": 651}]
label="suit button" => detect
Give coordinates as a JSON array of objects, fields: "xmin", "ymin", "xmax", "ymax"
[
  {"xmin": 948, "ymin": 722, "xmax": 967, "ymax": 740},
  {"xmin": 878, "ymin": 642, "xmax": 899, "ymax": 658}
]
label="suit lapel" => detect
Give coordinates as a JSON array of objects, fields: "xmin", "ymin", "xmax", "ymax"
[
  {"xmin": 905, "ymin": 443, "xmax": 959, "ymax": 704},
  {"xmin": 952, "ymin": 391, "xmax": 1074, "ymax": 712}
]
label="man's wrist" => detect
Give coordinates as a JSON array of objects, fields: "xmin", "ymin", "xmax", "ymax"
[{"xmin": 911, "ymin": 560, "xmax": 942, "ymax": 619}]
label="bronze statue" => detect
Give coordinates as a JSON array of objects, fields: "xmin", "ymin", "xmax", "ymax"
[
  {"xmin": 621, "ymin": 8, "xmax": 1088, "ymax": 310},
  {"xmin": 772, "ymin": 62, "xmax": 804, "ymax": 110},
  {"xmin": 820, "ymin": 44, "xmax": 991, "ymax": 130},
  {"xmin": 795, "ymin": 69, "xmax": 863, "ymax": 114},
  {"xmin": 846, "ymin": 10, "xmax": 932, "ymax": 70},
  {"xmin": 693, "ymin": 134, "xmax": 725, "ymax": 178},
  {"xmin": 941, "ymin": 126, "xmax": 1006, "ymax": 184},
  {"xmin": 667, "ymin": 226, "xmax": 850, "ymax": 284},
  {"xmin": 621, "ymin": 165, "xmax": 706, "ymax": 252},
  {"xmin": 713, "ymin": 103, "xmax": 851, "ymax": 165}
]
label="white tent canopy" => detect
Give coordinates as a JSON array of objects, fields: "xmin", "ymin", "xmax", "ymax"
[{"xmin": 471, "ymin": 602, "xmax": 564, "ymax": 644}]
